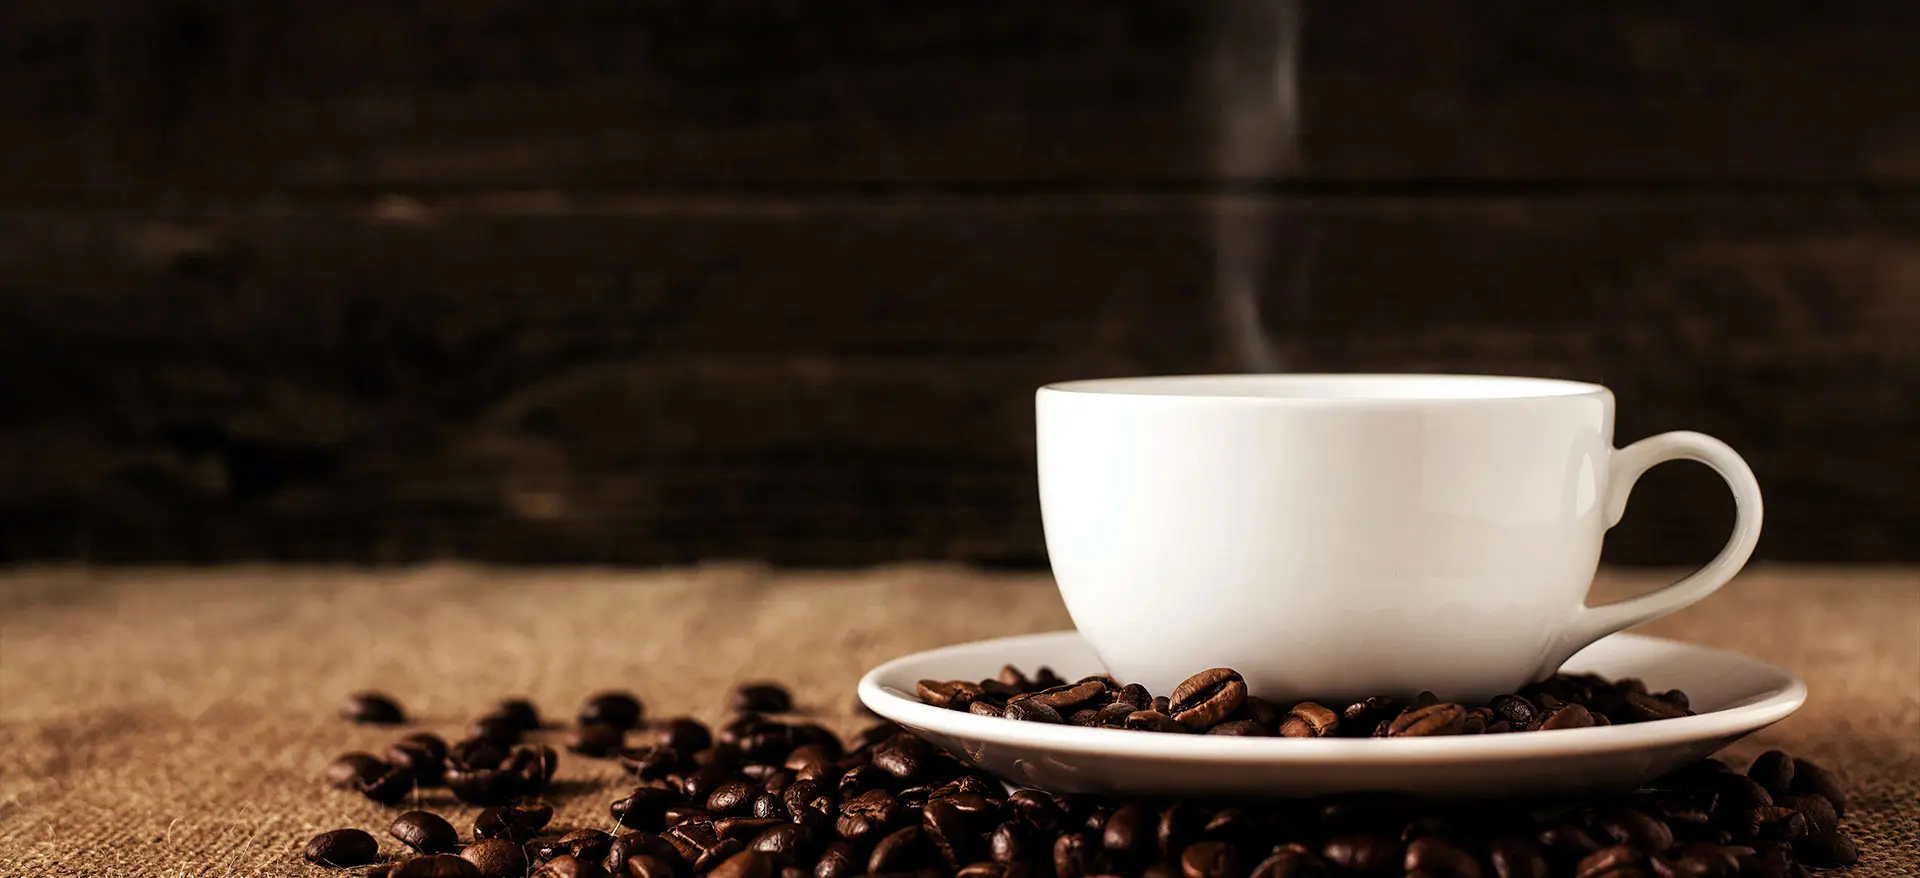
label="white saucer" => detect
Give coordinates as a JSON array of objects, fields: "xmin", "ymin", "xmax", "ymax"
[{"xmin": 857, "ymin": 631, "xmax": 1804, "ymax": 798}]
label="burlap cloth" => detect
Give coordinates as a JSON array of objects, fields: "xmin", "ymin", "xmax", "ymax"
[{"xmin": 0, "ymin": 565, "xmax": 1914, "ymax": 875}]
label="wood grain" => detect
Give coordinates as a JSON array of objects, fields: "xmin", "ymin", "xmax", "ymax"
[
  {"xmin": 4, "ymin": 1, "xmax": 1920, "ymax": 199},
  {"xmin": 2, "ymin": 194, "xmax": 1913, "ymax": 564}
]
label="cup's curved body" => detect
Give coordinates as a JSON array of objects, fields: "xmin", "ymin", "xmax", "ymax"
[{"xmin": 1037, "ymin": 374, "xmax": 1760, "ymax": 703}]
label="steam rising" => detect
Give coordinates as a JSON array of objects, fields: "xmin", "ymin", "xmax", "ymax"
[{"xmin": 1210, "ymin": 0, "xmax": 1304, "ymax": 373}]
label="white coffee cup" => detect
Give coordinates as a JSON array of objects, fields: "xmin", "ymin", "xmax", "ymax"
[{"xmin": 1036, "ymin": 374, "xmax": 1762, "ymax": 702}]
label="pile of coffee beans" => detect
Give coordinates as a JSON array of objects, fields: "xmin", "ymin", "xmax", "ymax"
[
  {"xmin": 304, "ymin": 682, "xmax": 1859, "ymax": 877},
  {"xmin": 915, "ymin": 667, "xmax": 1695, "ymax": 737}
]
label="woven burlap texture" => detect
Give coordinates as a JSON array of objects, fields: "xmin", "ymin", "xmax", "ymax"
[{"xmin": 1, "ymin": 565, "xmax": 1915, "ymax": 876}]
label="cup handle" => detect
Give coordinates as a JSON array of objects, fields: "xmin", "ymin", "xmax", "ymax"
[{"xmin": 1561, "ymin": 431, "xmax": 1764, "ymax": 653}]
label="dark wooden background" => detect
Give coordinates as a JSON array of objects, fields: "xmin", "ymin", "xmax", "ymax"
[{"xmin": 2, "ymin": 1, "xmax": 1915, "ymax": 565}]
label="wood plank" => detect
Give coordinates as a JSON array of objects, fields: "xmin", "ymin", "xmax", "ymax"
[
  {"xmin": 0, "ymin": 194, "xmax": 1914, "ymax": 563},
  {"xmin": 4, "ymin": 1, "xmax": 1920, "ymax": 198}
]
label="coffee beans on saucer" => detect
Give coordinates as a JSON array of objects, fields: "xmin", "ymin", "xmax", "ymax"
[
  {"xmin": 915, "ymin": 665, "xmax": 1698, "ymax": 737},
  {"xmin": 304, "ymin": 684, "xmax": 1858, "ymax": 876}
]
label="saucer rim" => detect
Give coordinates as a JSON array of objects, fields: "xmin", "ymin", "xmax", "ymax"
[{"xmin": 857, "ymin": 630, "xmax": 1806, "ymax": 764}]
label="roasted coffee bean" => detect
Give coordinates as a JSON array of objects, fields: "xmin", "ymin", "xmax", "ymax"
[
  {"xmin": 1488, "ymin": 695, "xmax": 1536, "ymax": 727},
  {"xmin": 475, "ymin": 803, "xmax": 553, "ymax": 844},
  {"xmin": 750, "ymin": 792, "xmax": 790, "ymax": 821},
  {"xmin": 444, "ymin": 768, "xmax": 511, "ymax": 806},
  {"xmin": 1618, "ymin": 691, "xmax": 1689, "ymax": 723},
  {"xmin": 869, "ymin": 826, "xmax": 934, "ymax": 873},
  {"xmin": 1123, "ymin": 710, "xmax": 1185, "ymax": 733},
  {"xmin": 750, "ymin": 823, "xmax": 810, "ymax": 860},
  {"xmin": 1153, "ymin": 695, "xmax": 1171, "ymax": 714},
  {"xmin": 1405, "ymin": 837, "xmax": 1481, "ymax": 878},
  {"xmin": 1003, "ymin": 696, "xmax": 1063, "ymax": 724},
  {"xmin": 711, "ymin": 851, "xmax": 779, "ymax": 878},
  {"xmin": 627, "ymin": 854, "xmax": 680, "ymax": 878},
  {"xmin": 606, "ymin": 832, "xmax": 688, "ymax": 875},
  {"xmin": 540, "ymin": 829, "xmax": 615, "ymax": 865},
  {"xmin": 1322, "ymin": 834, "xmax": 1401, "ymax": 876},
  {"xmin": 1387, "ymin": 703, "xmax": 1467, "ymax": 737},
  {"xmin": 581, "ymin": 692, "xmax": 646, "ymax": 730},
  {"xmin": 1794, "ymin": 830, "xmax": 1858, "ymax": 867},
  {"xmin": 815, "ymin": 841, "xmax": 858, "ymax": 878},
  {"xmin": 1098, "ymin": 802, "xmax": 1154, "ymax": 861},
  {"xmin": 1788, "ymin": 759, "xmax": 1846, "ymax": 815},
  {"xmin": 1067, "ymin": 708, "xmax": 1100, "ymax": 727},
  {"xmin": 360, "ymin": 765, "xmax": 417, "ymax": 805},
  {"xmin": 707, "ymin": 779, "xmax": 760, "ymax": 815},
  {"xmin": 1759, "ymin": 809, "xmax": 1808, "ymax": 843},
  {"xmin": 1596, "ymin": 810, "xmax": 1674, "ymax": 852},
  {"xmin": 485, "ymin": 698, "xmax": 541, "ymax": 732},
  {"xmin": 917, "ymin": 680, "xmax": 984, "ymax": 710},
  {"xmin": 1535, "ymin": 703, "xmax": 1596, "ymax": 731},
  {"xmin": 1053, "ymin": 832, "xmax": 1095, "ymax": 878},
  {"xmin": 1537, "ymin": 824, "xmax": 1604, "ymax": 862},
  {"xmin": 342, "ymin": 692, "xmax": 407, "ymax": 725},
  {"xmin": 988, "ymin": 822, "xmax": 1027, "ymax": 864},
  {"xmin": 571, "ymin": 722, "xmax": 628, "ymax": 758},
  {"xmin": 1154, "ymin": 802, "xmax": 1205, "ymax": 856},
  {"xmin": 395, "ymin": 854, "xmax": 485, "ymax": 878},
  {"xmin": 305, "ymin": 828, "xmax": 379, "ymax": 867},
  {"xmin": 969, "ymin": 701, "xmax": 1006, "ymax": 719},
  {"xmin": 1207, "ymin": 719, "xmax": 1269, "ymax": 736},
  {"xmin": 957, "ymin": 864, "xmax": 1010, "ymax": 878},
  {"xmin": 1031, "ymin": 680, "xmax": 1110, "ymax": 714},
  {"xmin": 623, "ymin": 745, "xmax": 685, "ymax": 781},
  {"xmin": 1575, "ymin": 845, "xmax": 1641, "ymax": 878},
  {"xmin": 388, "ymin": 810, "xmax": 460, "ymax": 855},
  {"xmin": 326, "ymin": 752, "xmax": 387, "ymax": 790},
  {"xmin": 1202, "ymin": 808, "xmax": 1258, "ymax": 847},
  {"xmin": 718, "ymin": 818, "xmax": 788, "ymax": 843},
  {"xmin": 1169, "ymin": 669, "xmax": 1247, "ymax": 731},
  {"xmin": 1008, "ymin": 790, "xmax": 1067, "ymax": 833},
  {"xmin": 1236, "ymin": 695, "xmax": 1280, "ymax": 729},
  {"xmin": 735, "ymin": 684, "xmax": 796, "ymax": 714},
  {"xmin": 532, "ymin": 854, "xmax": 609, "ymax": 878},
  {"xmin": 836, "ymin": 764, "xmax": 889, "ymax": 797},
  {"xmin": 871, "ymin": 734, "xmax": 930, "ymax": 779},
  {"xmin": 1744, "ymin": 751, "xmax": 1794, "ymax": 797},
  {"xmin": 462, "ymin": 839, "xmax": 530, "ymax": 878},
  {"xmin": 1487, "ymin": 835, "xmax": 1550, "ymax": 878},
  {"xmin": 1777, "ymin": 794, "xmax": 1837, "ymax": 834},
  {"xmin": 1180, "ymin": 840, "xmax": 1245, "ymax": 878},
  {"xmin": 1714, "ymin": 774, "xmax": 1774, "ymax": 812},
  {"xmin": 1248, "ymin": 849, "xmax": 1317, "ymax": 878},
  {"xmin": 922, "ymin": 794, "xmax": 996, "ymax": 865},
  {"xmin": 1092, "ymin": 702, "xmax": 1137, "ymax": 728},
  {"xmin": 1111, "ymin": 683, "xmax": 1152, "ymax": 712},
  {"xmin": 1031, "ymin": 667, "xmax": 1067, "ymax": 689},
  {"xmin": 467, "ymin": 713, "xmax": 524, "ymax": 745},
  {"xmin": 1277, "ymin": 702, "xmax": 1340, "ymax": 738},
  {"xmin": 613, "ymin": 787, "xmax": 684, "ymax": 831},
  {"xmin": 388, "ymin": 740, "xmax": 447, "ymax": 787}
]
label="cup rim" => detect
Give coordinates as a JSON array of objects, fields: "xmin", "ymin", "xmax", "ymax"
[{"xmin": 1039, "ymin": 373, "xmax": 1610, "ymax": 404}]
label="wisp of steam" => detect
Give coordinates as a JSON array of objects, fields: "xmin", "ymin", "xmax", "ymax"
[{"xmin": 1210, "ymin": 0, "xmax": 1304, "ymax": 373}]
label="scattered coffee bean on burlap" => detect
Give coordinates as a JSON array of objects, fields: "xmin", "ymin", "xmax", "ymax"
[
  {"xmin": 733, "ymin": 682, "xmax": 795, "ymax": 713},
  {"xmin": 340, "ymin": 691, "xmax": 407, "ymax": 725},
  {"xmin": 461, "ymin": 838, "xmax": 530, "ymax": 878},
  {"xmin": 303, "ymin": 828, "xmax": 378, "ymax": 867},
  {"xmin": 388, "ymin": 810, "xmax": 459, "ymax": 855},
  {"xmin": 325, "ymin": 752, "xmax": 386, "ymax": 790},
  {"xmin": 578, "ymin": 691, "xmax": 644, "ymax": 730},
  {"xmin": 391, "ymin": 853, "xmax": 482, "ymax": 877}
]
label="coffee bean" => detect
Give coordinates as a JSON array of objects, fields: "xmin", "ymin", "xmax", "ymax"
[
  {"xmin": 707, "ymin": 780, "xmax": 760, "ymax": 815},
  {"xmin": 462, "ymin": 839, "xmax": 530, "ymax": 878},
  {"xmin": 1153, "ymin": 695, "xmax": 1171, "ymax": 714},
  {"xmin": 814, "ymin": 841, "xmax": 858, "ymax": 878},
  {"xmin": 1575, "ymin": 845, "xmax": 1641, "ymax": 878},
  {"xmin": 1206, "ymin": 719, "xmax": 1269, "ymax": 736},
  {"xmin": 394, "ymin": 854, "xmax": 485, "ymax": 878},
  {"xmin": 1031, "ymin": 667, "xmax": 1067, "ymax": 689},
  {"xmin": 532, "ymin": 854, "xmax": 609, "ymax": 878},
  {"xmin": 613, "ymin": 787, "xmax": 684, "ymax": 831},
  {"xmin": 360, "ymin": 765, "xmax": 418, "ymax": 805},
  {"xmin": 871, "ymin": 734, "xmax": 930, "ymax": 779},
  {"xmin": 1111, "ymin": 683, "xmax": 1152, "ymax": 712},
  {"xmin": 1093, "ymin": 702, "xmax": 1137, "ymax": 728},
  {"xmin": 1236, "ymin": 695, "xmax": 1279, "ymax": 729},
  {"xmin": 1740, "ymin": 751, "xmax": 1793, "ymax": 797},
  {"xmin": 869, "ymin": 826, "xmax": 934, "ymax": 873},
  {"xmin": 711, "ymin": 851, "xmax": 779, "ymax": 878},
  {"xmin": 342, "ymin": 692, "xmax": 407, "ymax": 725},
  {"xmin": 475, "ymin": 803, "xmax": 553, "ymax": 844},
  {"xmin": 968, "ymin": 702, "xmax": 1006, "ymax": 719},
  {"xmin": 1031, "ymin": 680, "xmax": 1110, "ymax": 714},
  {"xmin": 735, "ymin": 684, "xmax": 796, "ymax": 714},
  {"xmin": 1787, "ymin": 759, "xmax": 1846, "ymax": 815},
  {"xmin": 718, "ymin": 818, "xmax": 788, "ymax": 843},
  {"xmin": 750, "ymin": 823, "xmax": 809, "ymax": 860},
  {"xmin": 652, "ymin": 718, "xmax": 716, "ymax": 754},
  {"xmin": 1123, "ymin": 710, "xmax": 1185, "ymax": 733},
  {"xmin": 581, "ymin": 692, "xmax": 646, "ymax": 730},
  {"xmin": 571, "ymin": 722, "xmax": 628, "ymax": 758},
  {"xmin": 1405, "ymin": 837, "xmax": 1482, "ymax": 878},
  {"xmin": 606, "ymin": 832, "xmax": 688, "ymax": 875},
  {"xmin": 627, "ymin": 855, "xmax": 680, "ymax": 878},
  {"xmin": 389, "ymin": 810, "xmax": 459, "ymax": 855},
  {"xmin": 1596, "ymin": 810, "xmax": 1673, "ymax": 852},
  {"xmin": 1487, "ymin": 694, "xmax": 1536, "ymax": 727},
  {"xmin": 1180, "ymin": 840, "xmax": 1245, "ymax": 878},
  {"xmin": 1169, "ymin": 669, "xmax": 1247, "ymax": 731},
  {"xmin": 1777, "ymin": 794, "xmax": 1837, "ymax": 835},
  {"xmin": 1487, "ymin": 835, "xmax": 1550, "ymax": 878},
  {"xmin": 1322, "ymin": 833, "xmax": 1401, "ymax": 875},
  {"xmin": 987, "ymin": 822, "xmax": 1027, "ymax": 864},
  {"xmin": 540, "ymin": 829, "xmax": 615, "ymax": 865},
  {"xmin": 1535, "ymin": 703, "xmax": 1596, "ymax": 731},
  {"xmin": 1100, "ymin": 802, "xmax": 1153, "ymax": 861},
  {"xmin": 305, "ymin": 828, "xmax": 379, "ymax": 867},
  {"xmin": 1003, "ymin": 696, "xmax": 1062, "ymax": 724},
  {"xmin": 1053, "ymin": 832, "xmax": 1095, "ymax": 878},
  {"xmin": 1276, "ymin": 702, "xmax": 1339, "ymax": 738},
  {"xmin": 957, "ymin": 864, "xmax": 1009, "ymax": 878},
  {"xmin": 1248, "ymin": 849, "xmax": 1316, "ymax": 878},
  {"xmin": 1794, "ymin": 830, "xmax": 1858, "ymax": 867},
  {"xmin": 1618, "ymin": 691, "xmax": 1689, "ymax": 723},
  {"xmin": 923, "ymin": 794, "xmax": 996, "ymax": 866},
  {"xmin": 1713, "ymin": 774, "xmax": 1774, "ymax": 812},
  {"xmin": 388, "ymin": 741, "xmax": 447, "ymax": 787},
  {"xmin": 917, "ymin": 680, "xmax": 984, "ymax": 710},
  {"xmin": 1758, "ymin": 809, "xmax": 1808, "ymax": 843},
  {"xmin": 1387, "ymin": 703, "xmax": 1467, "ymax": 737},
  {"xmin": 326, "ymin": 752, "xmax": 387, "ymax": 790}
]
